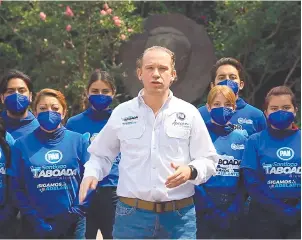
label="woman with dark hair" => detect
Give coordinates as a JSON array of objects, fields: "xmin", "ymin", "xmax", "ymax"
[
  {"xmin": 241, "ymin": 86, "xmax": 301, "ymax": 239},
  {"xmin": 66, "ymin": 70, "xmax": 119, "ymax": 239},
  {"xmin": 9, "ymin": 89, "xmax": 89, "ymax": 239},
  {"xmin": 0, "ymin": 117, "xmax": 17, "ymax": 238}
]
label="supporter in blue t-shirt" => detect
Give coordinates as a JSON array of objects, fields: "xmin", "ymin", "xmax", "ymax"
[
  {"xmin": 66, "ymin": 69, "xmax": 119, "ymax": 239},
  {"xmin": 198, "ymin": 58, "xmax": 266, "ymax": 137},
  {"xmin": 0, "ymin": 121, "xmax": 17, "ymax": 238},
  {"xmin": 0, "ymin": 69, "xmax": 39, "ymax": 139},
  {"xmin": 241, "ymin": 86, "xmax": 301, "ymax": 239},
  {"xmin": 198, "ymin": 58, "xmax": 267, "ymax": 237},
  {"xmin": 194, "ymin": 85, "xmax": 247, "ymax": 239},
  {"xmin": 0, "ymin": 69, "xmax": 39, "ymax": 237},
  {"xmin": 9, "ymin": 89, "xmax": 89, "ymax": 239}
]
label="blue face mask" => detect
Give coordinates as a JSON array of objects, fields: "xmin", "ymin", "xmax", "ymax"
[
  {"xmin": 210, "ymin": 107, "xmax": 234, "ymax": 126},
  {"xmin": 89, "ymin": 94, "xmax": 113, "ymax": 111},
  {"xmin": 268, "ymin": 110, "xmax": 295, "ymax": 130},
  {"xmin": 37, "ymin": 111, "xmax": 62, "ymax": 131},
  {"xmin": 218, "ymin": 79, "xmax": 239, "ymax": 95},
  {"xmin": 4, "ymin": 93, "xmax": 30, "ymax": 114}
]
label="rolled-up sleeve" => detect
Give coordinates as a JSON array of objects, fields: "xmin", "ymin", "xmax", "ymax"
[
  {"xmin": 83, "ymin": 109, "xmax": 120, "ymax": 181},
  {"xmin": 188, "ymin": 109, "xmax": 218, "ymax": 185}
]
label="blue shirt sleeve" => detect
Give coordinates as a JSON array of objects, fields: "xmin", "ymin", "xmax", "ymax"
[
  {"xmin": 0, "ymin": 133, "xmax": 18, "ymax": 226},
  {"xmin": 226, "ymin": 173, "xmax": 246, "ymax": 216},
  {"xmin": 10, "ymin": 142, "xmax": 39, "ymax": 218}
]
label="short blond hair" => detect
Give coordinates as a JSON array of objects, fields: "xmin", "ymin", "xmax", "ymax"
[
  {"xmin": 207, "ymin": 85, "xmax": 236, "ymax": 108},
  {"xmin": 136, "ymin": 46, "xmax": 176, "ymax": 72}
]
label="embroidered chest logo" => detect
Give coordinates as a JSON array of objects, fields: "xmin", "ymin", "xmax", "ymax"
[
  {"xmin": 172, "ymin": 112, "xmax": 190, "ymax": 128},
  {"xmin": 176, "ymin": 112, "xmax": 186, "ymax": 121},
  {"xmin": 45, "ymin": 150, "xmax": 63, "ymax": 164},
  {"xmin": 237, "ymin": 118, "xmax": 253, "ymax": 125},
  {"xmin": 277, "ymin": 147, "xmax": 295, "ymax": 161},
  {"xmin": 122, "ymin": 115, "xmax": 138, "ymax": 125},
  {"xmin": 231, "ymin": 143, "xmax": 245, "ymax": 150}
]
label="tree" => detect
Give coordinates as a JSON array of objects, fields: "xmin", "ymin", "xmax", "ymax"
[
  {"xmin": 0, "ymin": 1, "xmax": 142, "ymax": 116},
  {"xmin": 207, "ymin": 1, "xmax": 301, "ymax": 107}
]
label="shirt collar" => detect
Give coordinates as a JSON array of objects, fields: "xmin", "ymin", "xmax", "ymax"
[{"xmin": 137, "ymin": 89, "xmax": 174, "ymax": 107}]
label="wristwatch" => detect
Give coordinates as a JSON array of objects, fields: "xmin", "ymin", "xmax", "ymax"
[{"xmin": 188, "ymin": 165, "xmax": 197, "ymax": 180}]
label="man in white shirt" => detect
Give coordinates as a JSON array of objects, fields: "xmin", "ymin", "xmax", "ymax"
[{"xmin": 79, "ymin": 46, "xmax": 218, "ymax": 239}]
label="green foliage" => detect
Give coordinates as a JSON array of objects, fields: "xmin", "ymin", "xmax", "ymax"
[
  {"xmin": 0, "ymin": 1, "xmax": 142, "ymax": 117},
  {"xmin": 207, "ymin": 1, "xmax": 301, "ymax": 107}
]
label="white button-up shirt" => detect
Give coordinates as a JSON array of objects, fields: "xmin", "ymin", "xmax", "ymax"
[{"xmin": 84, "ymin": 90, "xmax": 218, "ymax": 202}]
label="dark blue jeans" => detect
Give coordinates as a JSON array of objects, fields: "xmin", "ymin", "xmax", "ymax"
[
  {"xmin": 113, "ymin": 200, "xmax": 196, "ymax": 239},
  {"xmin": 85, "ymin": 186, "xmax": 118, "ymax": 239},
  {"xmin": 21, "ymin": 213, "xmax": 86, "ymax": 239}
]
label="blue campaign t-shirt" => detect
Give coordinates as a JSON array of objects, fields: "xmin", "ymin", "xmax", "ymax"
[
  {"xmin": 241, "ymin": 128, "xmax": 301, "ymax": 199},
  {"xmin": 198, "ymin": 98, "xmax": 267, "ymax": 136},
  {"xmin": 0, "ymin": 132, "xmax": 15, "ymax": 205},
  {"xmin": 204, "ymin": 122, "xmax": 247, "ymax": 193},
  {"xmin": 1, "ymin": 111, "xmax": 40, "ymax": 140},
  {"xmin": 66, "ymin": 108, "xmax": 119, "ymax": 187},
  {"xmin": 10, "ymin": 127, "xmax": 90, "ymax": 218}
]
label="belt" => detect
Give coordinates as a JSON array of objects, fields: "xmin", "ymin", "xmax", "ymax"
[{"xmin": 119, "ymin": 196, "xmax": 193, "ymax": 213}]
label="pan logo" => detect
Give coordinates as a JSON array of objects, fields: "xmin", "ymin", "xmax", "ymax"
[
  {"xmin": 45, "ymin": 150, "xmax": 63, "ymax": 164},
  {"xmin": 277, "ymin": 147, "xmax": 294, "ymax": 161}
]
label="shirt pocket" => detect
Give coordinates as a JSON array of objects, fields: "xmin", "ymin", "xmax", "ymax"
[
  {"xmin": 161, "ymin": 125, "xmax": 190, "ymax": 161},
  {"xmin": 118, "ymin": 123, "xmax": 148, "ymax": 160}
]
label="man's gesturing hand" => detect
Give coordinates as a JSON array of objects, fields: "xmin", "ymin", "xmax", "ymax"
[
  {"xmin": 165, "ymin": 162, "xmax": 192, "ymax": 188},
  {"xmin": 79, "ymin": 176, "xmax": 98, "ymax": 203}
]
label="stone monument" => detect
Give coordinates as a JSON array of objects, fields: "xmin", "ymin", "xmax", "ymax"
[{"xmin": 117, "ymin": 13, "xmax": 216, "ymax": 103}]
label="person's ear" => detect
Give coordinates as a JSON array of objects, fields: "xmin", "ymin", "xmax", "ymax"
[
  {"xmin": 239, "ymin": 81, "xmax": 244, "ymax": 90},
  {"xmin": 137, "ymin": 68, "xmax": 142, "ymax": 81},
  {"xmin": 62, "ymin": 110, "xmax": 67, "ymax": 120},
  {"xmin": 29, "ymin": 92, "xmax": 33, "ymax": 102}
]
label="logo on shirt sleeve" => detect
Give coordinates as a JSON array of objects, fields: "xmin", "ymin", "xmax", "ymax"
[
  {"xmin": 277, "ymin": 147, "xmax": 295, "ymax": 161},
  {"xmin": 45, "ymin": 150, "xmax": 63, "ymax": 164}
]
